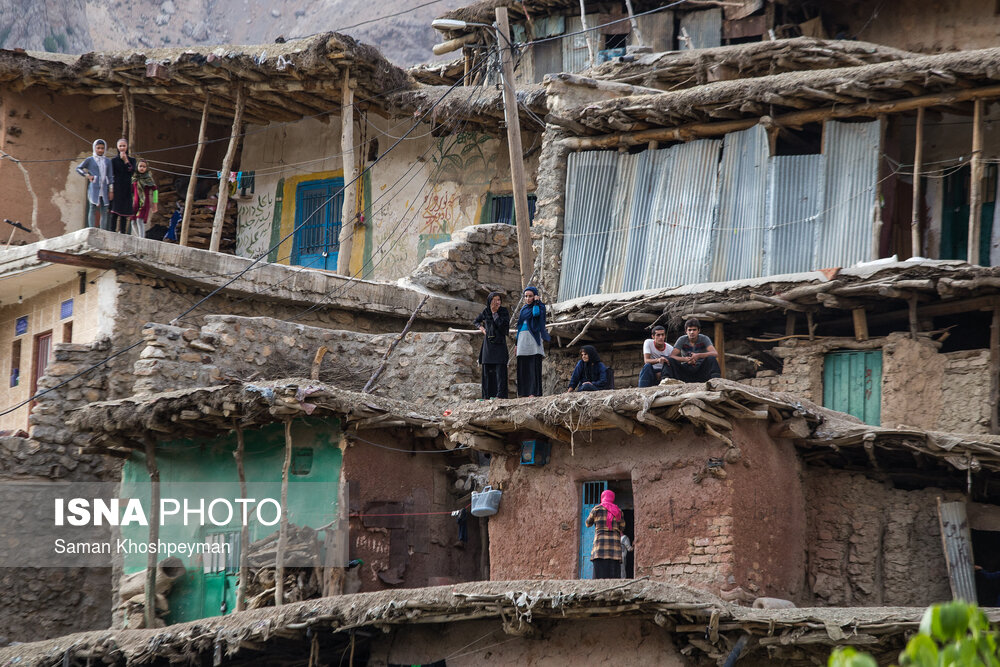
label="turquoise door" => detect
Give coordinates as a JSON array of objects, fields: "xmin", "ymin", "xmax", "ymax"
[
  {"xmin": 579, "ymin": 481, "xmax": 607, "ymax": 579},
  {"xmin": 823, "ymin": 350, "xmax": 882, "ymax": 425},
  {"xmin": 292, "ymin": 178, "xmax": 344, "ymax": 270},
  {"xmin": 941, "ymin": 166, "xmax": 995, "ymax": 266}
]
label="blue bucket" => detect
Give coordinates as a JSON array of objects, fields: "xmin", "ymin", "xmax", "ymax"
[{"xmin": 471, "ymin": 485, "xmax": 502, "ymax": 517}]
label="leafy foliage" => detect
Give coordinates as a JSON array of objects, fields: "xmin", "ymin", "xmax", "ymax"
[{"xmin": 829, "ymin": 602, "xmax": 1000, "ymax": 667}]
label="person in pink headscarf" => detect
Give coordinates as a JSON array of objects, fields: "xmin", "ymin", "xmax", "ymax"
[{"xmin": 585, "ymin": 489, "xmax": 626, "ymax": 579}]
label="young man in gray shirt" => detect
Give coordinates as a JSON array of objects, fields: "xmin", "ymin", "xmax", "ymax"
[{"xmin": 665, "ymin": 318, "xmax": 721, "ymax": 383}]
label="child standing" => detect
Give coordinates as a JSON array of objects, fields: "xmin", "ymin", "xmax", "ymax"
[
  {"xmin": 110, "ymin": 138, "xmax": 137, "ymax": 233},
  {"xmin": 75, "ymin": 139, "xmax": 114, "ymax": 229},
  {"xmin": 130, "ymin": 159, "xmax": 158, "ymax": 238}
]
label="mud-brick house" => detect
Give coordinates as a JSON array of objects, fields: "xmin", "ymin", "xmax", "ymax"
[
  {"xmin": 70, "ymin": 379, "xmax": 486, "ymax": 626},
  {"xmin": 0, "ymin": 34, "xmax": 543, "ymax": 281},
  {"xmin": 442, "ymin": 380, "xmax": 1000, "ymax": 608}
]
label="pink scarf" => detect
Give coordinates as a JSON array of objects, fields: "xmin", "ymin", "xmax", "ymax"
[{"xmin": 600, "ymin": 490, "xmax": 622, "ymax": 525}]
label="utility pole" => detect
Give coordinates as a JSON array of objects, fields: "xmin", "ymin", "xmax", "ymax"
[{"xmin": 495, "ymin": 7, "xmax": 534, "ymax": 288}]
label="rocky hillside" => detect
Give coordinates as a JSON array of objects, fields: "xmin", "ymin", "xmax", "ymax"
[{"xmin": 0, "ymin": 0, "xmax": 466, "ymax": 67}]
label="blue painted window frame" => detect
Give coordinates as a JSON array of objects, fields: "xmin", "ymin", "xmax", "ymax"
[{"xmin": 291, "ymin": 178, "xmax": 344, "ymax": 270}]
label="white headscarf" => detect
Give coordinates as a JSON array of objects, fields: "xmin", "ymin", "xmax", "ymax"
[{"xmin": 91, "ymin": 139, "xmax": 108, "ymax": 184}]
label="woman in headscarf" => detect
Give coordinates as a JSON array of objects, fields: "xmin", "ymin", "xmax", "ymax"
[
  {"xmin": 566, "ymin": 345, "xmax": 609, "ymax": 392},
  {"xmin": 585, "ymin": 489, "xmax": 625, "ymax": 579},
  {"xmin": 130, "ymin": 158, "xmax": 158, "ymax": 239},
  {"xmin": 515, "ymin": 286, "xmax": 549, "ymax": 397},
  {"xmin": 75, "ymin": 139, "xmax": 114, "ymax": 230},
  {"xmin": 109, "ymin": 138, "xmax": 137, "ymax": 233},
  {"xmin": 473, "ymin": 291, "xmax": 510, "ymax": 399}
]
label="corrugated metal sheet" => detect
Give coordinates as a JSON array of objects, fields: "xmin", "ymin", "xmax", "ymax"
[
  {"xmin": 559, "ymin": 150, "xmax": 619, "ymax": 300},
  {"xmin": 633, "ymin": 11, "xmax": 674, "ymax": 52},
  {"xmin": 532, "ymin": 39, "xmax": 562, "ymax": 83},
  {"xmin": 938, "ymin": 500, "xmax": 977, "ymax": 603},
  {"xmin": 562, "ymin": 15, "xmax": 599, "ymax": 72},
  {"xmin": 711, "ymin": 125, "xmax": 768, "ymax": 282},
  {"xmin": 764, "ymin": 154, "xmax": 826, "ymax": 276},
  {"xmin": 601, "ymin": 152, "xmax": 641, "ymax": 293},
  {"xmin": 679, "ymin": 8, "xmax": 722, "ymax": 49},
  {"xmin": 642, "ymin": 139, "xmax": 722, "ymax": 289},
  {"xmin": 817, "ymin": 120, "xmax": 881, "ymax": 268},
  {"xmin": 622, "ymin": 149, "xmax": 671, "ymax": 291}
]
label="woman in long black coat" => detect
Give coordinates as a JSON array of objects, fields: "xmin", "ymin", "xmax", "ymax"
[
  {"xmin": 474, "ymin": 291, "xmax": 510, "ymax": 399},
  {"xmin": 109, "ymin": 138, "xmax": 137, "ymax": 233}
]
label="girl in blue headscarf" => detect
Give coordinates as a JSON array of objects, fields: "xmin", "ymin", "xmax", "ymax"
[{"xmin": 515, "ymin": 286, "xmax": 550, "ymax": 397}]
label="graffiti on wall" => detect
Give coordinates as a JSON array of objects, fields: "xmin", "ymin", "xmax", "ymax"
[
  {"xmin": 236, "ymin": 191, "xmax": 275, "ymax": 259},
  {"xmin": 370, "ymin": 131, "xmax": 497, "ymax": 281}
]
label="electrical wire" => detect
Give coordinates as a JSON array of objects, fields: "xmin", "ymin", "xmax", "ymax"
[{"xmin": 0, "ymin": 56, "xmax": 494, "ymax": 419}]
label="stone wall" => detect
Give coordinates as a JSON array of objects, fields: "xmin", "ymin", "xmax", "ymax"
[
  {"xmin": 742, "ymin": 333, "xmax": 993, "ymax": 434},
  {"xmin": 134, "ymin": 315, "xmax": 481, "ymax": 408},
  {"xmin": 532, "ymin": 127, "xmax": 572, "ymax": 301},
  {"xmin": 407, "ymin": 223, "xmax": 522, "ymax": 305},
  {"xmin": 803, "ymin": 468, "xmax": 958, "ymax": 606}
]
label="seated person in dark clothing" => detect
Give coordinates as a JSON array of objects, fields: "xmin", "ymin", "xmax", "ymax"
[
  {"xmin": 665, "ymin": 318, "xmax": 722, "ymax": 382},
  {"xmin": 567, "ymin": 345, "xmax": 609, "ymax": 392}
]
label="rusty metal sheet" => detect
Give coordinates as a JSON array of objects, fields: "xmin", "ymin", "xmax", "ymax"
[
  {"xmin": 711, "ymin": 124, "xmax": 769, "ymax": 282},
  {"xmin": 723, "ymin": 14, "xmax": 767, "ymax": 40},
  {"xmin": 724, "ymin": 0, "xmax": 763, "ymax": 20},
  {"xmin": 634, "ymin": 10, "xmax": 674, "ymax": 51},
  {"xmin": 816, "ymin": 120, "xmax": 881, "ymax": 269}
]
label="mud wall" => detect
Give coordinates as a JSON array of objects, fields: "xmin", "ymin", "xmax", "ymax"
[
  {"xmin": 369, "ymin": 617, "xmax": 686, "ymax": 666},
  {"xmin": 827, "ymin": 0, "xmax": 1000, "ymax": 53},
  {"xmin": 343, "ymin": 429, "xmax": 484, "ymax": 591},
  {"xmin": 486, "ymin": 421, "xmax": 806, "ymax": 600},
  {"xmin": 743, "ymin": 333, "xmax": 992, "ymax": 433},
  {"xmin": 0, "ymin": 88, "xmax": 227, "ymax": 242},
  {"xmin": 803, "ymin": 468, "xmax": 958, "ymax": 607}
]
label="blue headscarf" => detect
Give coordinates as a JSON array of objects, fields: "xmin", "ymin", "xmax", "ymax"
[{"xmin": 516, "ymin": 286, "xmax": 550, "ymax": 345}]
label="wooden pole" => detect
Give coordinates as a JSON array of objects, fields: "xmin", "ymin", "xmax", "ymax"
[
  {"xmin": 125, "ymin": 88, "xmax": 136, "ymax": 150},
  {"xmin": 558, "ymin": 84, "xmax": 1000, "ymax": 150},
  {"xmin": 578, "ymin": 0, "xmax": 597, "ymax": 67},
  {"xmin": 142, "ymin": 437, "xmax": 160, "ymax": 629},
  {"xmin": 180, "ymin": 95, "xmax": 210, "ymax": 247},
  {"xmin": 714, "ymin": 322, "xmax": 726, "ymax": 379},
  {"xmin": 210, "ymin": 86, "xmax": 244, "ymax": 253},
  {"xmin": 363, "ymin": 295, "xmax": 429, "ymax": 393},
  {"xmin": 337, "ymin": 69, "xmax": 358, "ymax": 275},
  {"xmin": 969, "ymin": 98, "xmax": 984, "ymax": 265},
  {"xmin": 624, "ymin": 0, "xmax": 644, "ymax": 47},
  {"xmin": 911, "ymin": 107, "xmax": 925, "ymax": 258},
  {"xmin": 496, "ymin": 7, "xmax": 535, "ymax": 289},
  {"xmin": 991, "ymin": 304, "xmax": 999, "ymax": 435},
  {"xmin": 234, "ymin": 424, "xmax": 249, "ymax": 612},
  {"xmin": 852, "ymin": 308, "xmax": 869, "ymax": 341},
  {"xmin": 872, "ymin": 115, "xmax": 887, "ymax": 260},
  {"xmin": 275, "ymin": 420, "xmax": 293, "ymax": 607}
]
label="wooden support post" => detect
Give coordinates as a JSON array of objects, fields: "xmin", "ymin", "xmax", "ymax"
[
  {"xmin": 969, "ymin": 98, "xmax": 984, "ymax": 265},
  {"xmin": 577, "ymin": 0, "xmax": 597, "ymax": 66},
  {"xmin": 234, "ymin": 424, "xmax": 249, "ymax": 612},
  {"xmin": 806, "ymin": 311, "xmax": 816, "ymax": 341},
  {"xmin": 911, "ymin": 107, "xmax": 925, "ymax": 258},
  {"xmin": 872, "ymin": 115, "xmax": 887, "ymax": 260},
  {"xmin": 121, "ymin": 87, "xmax": 136, "ymax": 149},
  {"xmin": 496, "ymin": 7, "xmax": 535, "ymax": 288},
  {"xmin": 463, "ymin": 50, "xmax": 472, "ymax": 86},
  {"xmin": 852, "ymin": 308, "xmax": 869, "ymax": 342},
  {"xmin": 714, "ymin": 321, "xmax": 726, "ymax": 379},
  {"xmin": 363, "ymin": 295, "xmax": 428, "ymax": 393},
  {"xmin": 624, "ymin": 0, "xmax": 644, "ymax": 46},
  {"xmin": 991, "ymin": 305, "xmax": 1000, "ymax": 434},
  {"xmin": 908, "ymin": 297, "xmax": 920, "ymax": 339},
  {"xmin": 142, "ymin": 437, "xmax": 160, "ymax": 629},
  {"xmin": 275, "ymin": 420, "xmax": 293, "ymax": 607},
  {"xmin": 337, "ymin": 69, "xmax": 358, "ymax": 275},
  {"xmin": 210, "ymin": 86, "xmax": 244, "ymax": 253},
  {"xmin": 785, "ymin": 313, "xmax": 797, "ymax": 337},
  {"xmin": 180, "ymin": 95, "xmax": 210, "ymax": 247}
]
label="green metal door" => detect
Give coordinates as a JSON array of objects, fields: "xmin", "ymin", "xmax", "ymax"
[
  {"xmin": 823, "ymin": 350, "xmax": 882, "ymax": 425},
  {"xmin": 941, "ymin": 165, "xmax": 995, "ymax": 266}
]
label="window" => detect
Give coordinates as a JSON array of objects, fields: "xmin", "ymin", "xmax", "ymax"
[
  {"xmin": 484, "ymin": 193, "xmax": 537, "ymax": 226},
  {"xmin": 62, "ymin": 322, "xmax": 73, "ymax": 343},
  {"xmin": 30, "ymin": 331, "xmax": 53, "ymax": 398},
  {"xmin": 291, "ymin": 178, "xmax": 344, "ymax": 271},
  {"xmin": 291, "ymin": 447, "xmax": 314, "ymax": 476},
  {"xmin": 9, "ymin": 339, "xmax": 20, "ymax": 388}
]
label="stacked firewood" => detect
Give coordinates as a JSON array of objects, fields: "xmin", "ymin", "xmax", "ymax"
[
  {"xmin": 243, "ymin": 524, "xmax": 324, "ymax": 609},
  {"xmin": 152, "ymin": 179, "xmax": 236, "ymax": 253}
]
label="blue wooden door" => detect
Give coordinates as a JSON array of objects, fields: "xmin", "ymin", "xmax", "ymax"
[
  {"xmin": 823, "ymin": 350, "xmax": 882, "ymax": 425},
  {"xmin": 579, "ymin": 481, "xmax": 607, "ymax": 579},
  {"xmin": 292, "ymin": 178, "xmax": 344, "ymax": 270}
]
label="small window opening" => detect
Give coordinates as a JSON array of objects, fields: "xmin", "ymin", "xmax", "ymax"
[
  {"xmin": 62, "ymin": 322, "xmax": 73, "ymax": 343},
  {"xmin": 604, "ymin": 33, "xmax": 627, "ymax": 50},
  {"xmin": 291, "ymin": 447, "xmax": 314, "ymax": 476},
  {"xmin": 773, "ymin": 122, "xmax": 823, "ymax": 156},
  {"xmin": 9, "ymin": 339, "xmax": 21, "ymax": 388}
]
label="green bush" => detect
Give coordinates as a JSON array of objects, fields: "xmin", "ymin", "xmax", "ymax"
[{"xmin": 829, "ymin": 602, "xmax": 999, "ymax": 667}]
